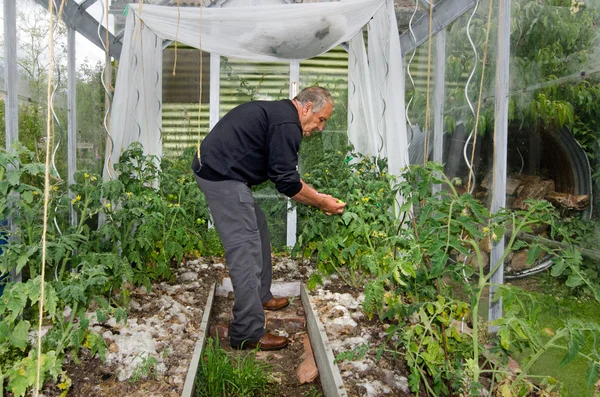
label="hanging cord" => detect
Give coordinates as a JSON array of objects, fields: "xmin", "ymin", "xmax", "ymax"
[
  {"xmin": 404, "ymin": 0, "xmax": 419, "ymax": 171},
  {"xmin": 173, "ymin": 0, "xmax": 181, "ymax": 75},
  {"xmin": 196, "ymin": 4, "xmax": 204, "ymax": 159},
  {"xmin": 99, "ymin": 0, "xmax": 115, "ymax": 178},
  {"xmin": 404, "ymin": 0, "xmax": 419, "ymax": 167},
  {"xmin": 154, "ymin": 36, "xmax": 163, "ymax": 145},
  {"xmin": 466, "ymin": 0, "xmax": 494, "ymax": 193},
  {"xmin": 423, "ymin": 0, "xmax": 435, "ymax": 165},
  {"xmin": 35, "ymin": 1, "xmax": 66, "ymax": 394},
  {"xmin": 138, "ymin": 22, "xmax": 152, "ymax": 152},
  {"xmin": 462, "ymin": 0, "xmax": 481, "ymax": 194},
  {"xmin": 375, "ymin": 33, "xmax": 391, "ymax": 173},
  {"xmin": 130, "ymin": 18, "xmax": 142, "ymax": 143},
  {"xmin": 458, "ymin": 0, "xmax": 495, "ymax": 333},
  {"xmin": 49, "ymin": 0, "xmax": 65, "ymax": 241}
]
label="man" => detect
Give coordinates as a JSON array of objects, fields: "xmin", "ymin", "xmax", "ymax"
[{"xmin": 192, "ymin": 86, "xmax": 346, "ymax": 351}]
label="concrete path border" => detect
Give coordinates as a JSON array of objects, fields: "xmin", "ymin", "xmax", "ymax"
[
  {"xmin": 181, "ymin": 282, "xmax": 216, "ymax": 397},
  {"xmin": 301, "ymin": 284, "xmax": 348, "ymax": 397}
]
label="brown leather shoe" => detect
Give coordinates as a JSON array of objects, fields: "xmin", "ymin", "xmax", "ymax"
[
  {"xmin": 262, "ymin": 296, "xmax": 289, "ymax": 311},
  {"xmin": 231, "ymin": 331, "xmax": 289, "ymax": 351}
]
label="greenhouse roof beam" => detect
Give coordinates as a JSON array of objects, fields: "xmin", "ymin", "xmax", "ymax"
[
  {"xmin": 399, "ymin": 0, "xmax": 476, "ymax": 57},
  {"xmin": 79, "ymin": 0, "xmax": 98, "ymax": 11},
  {"xmin": 33, "ymin": 0, "xmax": 123, "ymax": 59}
]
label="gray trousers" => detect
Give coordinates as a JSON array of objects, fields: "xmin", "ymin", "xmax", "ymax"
[{"xmin": 194, "ymin": 175, "xmax": 273, "ymax": 344}]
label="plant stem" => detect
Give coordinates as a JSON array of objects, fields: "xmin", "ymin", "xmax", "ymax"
[{"xmin": 513, "ymin": 331, "xmax": 566, "ymax": 385}]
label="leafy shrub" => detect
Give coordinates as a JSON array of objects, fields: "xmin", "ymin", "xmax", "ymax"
[
  {"xmin": 0, "ymin": 142, "xmax": 217, "ymax": 395},
  {"xmin": 295, "ymin": 147, "xmax": 399, "ymax": 288}
]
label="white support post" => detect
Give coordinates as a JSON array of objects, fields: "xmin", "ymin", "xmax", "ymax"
[
  {"xmin": 67, "ymin": 27, "xmax": 78, "ymax": 227},
  {"xmin": 432, "ymin": 29, "xmax": 446, "ymax": 194},
  {"xmin": 489, "ymin": 0, "xmax": 511, "ymax": 333},
  {"xmin": 4, "ymin": 0, "xmax": 21, "ymax": 284},
  {"xmin": 209, "ymin": 53, "xmax": 221, "ymax": 130},
  {"xmin": 287, "ymin": 62, "xmax": 300, "ymax": 248},
  {"xmin": 205, "ymin": 53, "xmax": 221, "ymax": 230},
  {"xmin": 3, "ymin": 0, "xmax": 18, "ymax": 149}
]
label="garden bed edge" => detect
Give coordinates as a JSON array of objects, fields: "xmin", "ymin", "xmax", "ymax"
[
  {"xmin": 181, "ymin": 282, "xmax": 217, "ymax": 397},
  {"xmin": 301, "ymin": 284, "xmax": 348, "ymax": 397}
]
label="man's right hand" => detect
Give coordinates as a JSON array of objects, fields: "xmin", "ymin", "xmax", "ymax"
[
  {"xmin": 291, "ymin": 180, "xmax": 346, "ymax": 215},
  {"xmin": 319, "ymin": 194, "xmax": 346, "ymax": 215}
]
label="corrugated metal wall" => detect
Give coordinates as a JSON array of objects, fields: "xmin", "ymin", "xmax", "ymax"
[{"xmin": 161, "ymin": 46, "xmax": 348, "ymax": 157}]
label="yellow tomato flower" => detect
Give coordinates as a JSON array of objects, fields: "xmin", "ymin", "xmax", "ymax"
[
  {"xmin": 91, "ymin": 176, "xmax": 97, "ymax": 181},
  {"xmin": 84, "ymin": 173, "xmax": 89, "ymax": 179}
]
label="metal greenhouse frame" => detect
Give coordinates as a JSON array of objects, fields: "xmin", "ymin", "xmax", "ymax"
[{"xmin": 4, "ymin": 0, "xmax": 512, "ymax": 328}]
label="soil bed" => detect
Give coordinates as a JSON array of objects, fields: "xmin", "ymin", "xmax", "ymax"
[
  {"xmin": 309, "ymin": 275, "xmax": 413, "ymax": 397},
  {"xmin": 39, "ymin": 255, "xmax": 413, "ymax": 397},
  {"xmin": 40, "ymin": 257, "xmax": 227, "ymax": 397}
]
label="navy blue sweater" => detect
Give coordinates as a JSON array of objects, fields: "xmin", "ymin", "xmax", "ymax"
[{"xmin": 193, "ymin": 99, "xmax": 303, "ymax": 197}]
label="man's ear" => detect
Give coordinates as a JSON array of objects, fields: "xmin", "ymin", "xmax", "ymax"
[{"xmin": 303, "ymin": 102, "xmax": 313, "ymax": 115}]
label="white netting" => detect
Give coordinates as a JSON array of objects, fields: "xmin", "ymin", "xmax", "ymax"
[{"xmin": 106, "ymin": 0, "xmax": 408, "ymax": 179}]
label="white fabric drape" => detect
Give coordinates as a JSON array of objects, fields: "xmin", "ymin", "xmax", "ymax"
[
  {"xmin": 105, "ymin": 11, "xmax": 163, "ymax": 179},
  {"xmin": 348, "ymin": 0, "xmax": 408, "ymax": 178},
  {"xmin": 130, "ymin": 0, "xmax": 383, "ymax": 62},
  {"xmin": 106, "ymin": 0, "xmax": 408, "ymax": 182}
]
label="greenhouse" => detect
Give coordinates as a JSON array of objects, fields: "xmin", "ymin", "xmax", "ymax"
[{"xmin": 1, "ymin": 0, "xmax": 600, "ymax": 396}]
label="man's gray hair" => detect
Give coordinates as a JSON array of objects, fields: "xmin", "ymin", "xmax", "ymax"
[{"xmin": 294, "ymin": 86, "xmax": 334, "ymax": 113}]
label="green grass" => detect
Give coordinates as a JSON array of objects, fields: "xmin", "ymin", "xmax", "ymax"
[
  {"xmin": 510, "ymin": 277, "xmax": 600, "ymax": 396},
  {"xmin": 195, "ymin": 337, "xmax": 275, "ymax": 397}
]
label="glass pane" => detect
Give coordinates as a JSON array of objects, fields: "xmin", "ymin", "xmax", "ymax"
[
  {"xmin": 299, "ymin": 46, "xmax": 349, "ymax": 161},
  {"xmin": 76, "ymin": 34, "xmax": 108, "ymax": 174},
  {"xmin": 509, "ymin": 1, "xmax": 600, "ymax": 237},
  {"xmin": 162, "ymin": 47, "xmax": 211, "ymax": 158}
]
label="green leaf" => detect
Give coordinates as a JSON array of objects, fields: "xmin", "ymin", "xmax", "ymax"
[
  {"xmin": 499, "ymin": 327, "xmax": 511, "ymax": 350},
  {"xmin": 341, "ymin": 212, "xmax": 354, "ymax": 226},
  {"xmin": 565, "ymin": 275, "xmax": 583, "ymax": 288},
  {"xmin": 6, "ymin": 171, "xmax": 21, "ymax": 186},
  {"xmin": 0, "ymin": 321, "xmax": 10, "ymax": 342},
  {"xmin": 560, "ymin": 339, "xmax": 579, "ymax": 365},
  {"xmin": 21, "ymin": 190, "xmax": 33, "ymax": 204},
  {"xmin": 45, "ymin": 284, "xmax": 58, "ymax": 318},
  {"xmin": 526, "ymin": 245, "xmax": 540, "ymax": 265},
  {"xmin": 8, "ymin": 320, "xmax": 30, "ymax": 350},
  {"xmin": 585, "ymin": 364, "xmax": 599, "ymax": 386},
  {"xmin": 550, "ymin": 258, "xmax": 567, "ymax": 277}
]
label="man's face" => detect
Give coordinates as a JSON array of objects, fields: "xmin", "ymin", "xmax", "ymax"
[{"xmin": 300, "ymin": 101, "xmax": 333, "ymax": 137}]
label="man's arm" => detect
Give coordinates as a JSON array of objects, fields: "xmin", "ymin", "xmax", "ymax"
[{"xmin": 291, "ymin": 180, "xmax": 346, "ymax": 215}]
